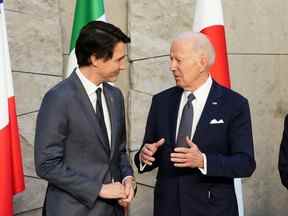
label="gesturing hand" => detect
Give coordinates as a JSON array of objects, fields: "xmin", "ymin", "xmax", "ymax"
[
  {"xmin": 140, "ymin": 138, "xmax": 165, "ymax": 165},
  {"xmin": 170, "ymin": 137, "xmax": 204, "ymax": 168}
]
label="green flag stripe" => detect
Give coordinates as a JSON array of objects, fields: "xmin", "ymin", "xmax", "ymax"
[{"xmin": 69, "ymin": 0, "xmax": 105, "ymax": 52}]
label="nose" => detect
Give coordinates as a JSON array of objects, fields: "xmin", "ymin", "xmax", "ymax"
[
  {"xmin": 119, "ymin": 59, "xmax": 126, "ymax": 70},
  {"xmin": 170, "ymin": 59, "xmax": 177, "ymax": 72}
]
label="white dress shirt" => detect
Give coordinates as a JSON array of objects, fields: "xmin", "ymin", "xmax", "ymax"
[
  {"xmin": 76, "ymin": 68, "xmax": 112, "ymax": 146},
  {"xmin": 175, "ymin": 76, "xmax": 212, "ymax": 174},
  {"xmin": 76, "ymin": 69, "xmax": 132, "ymax": 182},
  {"xmin": 140, "ymin": 76, "xmax": 213, "ymax": 174}
]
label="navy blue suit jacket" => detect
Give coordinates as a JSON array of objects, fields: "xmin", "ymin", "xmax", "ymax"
[
  {"xmin": 279, "ymin": 114, "xmax": 288, "ymax": 189},
  {"xmin": 135, "ymin": 80, "xmax": 256, "ymax": 216}
]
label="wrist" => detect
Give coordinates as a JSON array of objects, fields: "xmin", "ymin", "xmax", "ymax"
[
  {"xmin": 198, "ymin": 153, "xmax": 204, "ymax": 168},
  {"xmin": 123, "ymin": 176, "xmax": 133, "ymax": 185},
  {"xmin": 124, "ymin": 177, "xmax": 137, "ymax": 191},
  {"xmin": 99, "ymin": 184, "xmax": 107, "ymax": 198}
]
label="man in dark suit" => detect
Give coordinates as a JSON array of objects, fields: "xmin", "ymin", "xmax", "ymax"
[
  {"xmin": 134, "ymin": 32, "xmax": 256, "ymax": 216},
  {"xmin": 35, "ymin": 21, "xmax": 135, "ymax": 216},
  {"xmin": 279, "ymin": 114, "xmax": 288, "ymax": 189}
]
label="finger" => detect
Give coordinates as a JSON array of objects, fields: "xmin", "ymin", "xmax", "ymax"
[
  {"xmin": 122, "ymin": 187, "xmax": 133, "ymax": 203},
  {"xmin": 114, "ymin": 181, "xmax": 122, "ymax": 185},
  {"xmin": 142, "ymin": 154, "xmax": 155, "ymax": 163},
  {"xmin": 121, "ymin": 192, "xmax": 127, "ymax": 199},
  {"xmin": 117, "ymin": 193, "xmax": 126, "ymax": 199},
  {"xmin": 123, "ymin": 190, "xmax": 134, "ymax": 203},
  {"xmin": 174, "ymin": 147, "xmax": 189, "ymax": 153},
  {"xmin": 171, "ymin": 152, "xmax": 187, "ymax": 159},
  {"xmin": 142, "ymin": 160, "xmax": 153, "ymax": 166},
  {"xmin": 142, "ymin": 147, "xmax": 154, "ymax": 156},
  {"xmin": 124, "ymin": 184, "xmax": 130, "ymax": 197},
  {"xmin": 170, "ymin": 157, "xmax": 186, "ymax": 163},
  {"xmin": 191, "ymin": 143, "xmax": 199, "ymax": 151},
  {"xmin": 145, "ymin": 143, "xmax": 157, "ymax": 153},
  {"xmin": 173, "ymin": 162, "xmax": 190, "ymax": 168},
  {"xmin": 118, "ymin": 199, "xmax": 128, "ymax": 208},
  {"xmin": 185, "ymin": 137, "xmax": 194, "ymax": 147},
  {"xmin": 155, "ymin": 138, "xmax": 165, "ymax": 148},
  {"xmin": 116, "ymin": 184, "xmax": 127, "ymax": 198},
  {"xmin": 123, "ymin": 203, "xmax": 128, "ymax": 208},
  {"xmin": 140, "ymin": 150, "xmax": 154, "ymax": 161},
  {"xmin": 141, "ymin": 157, "xmax": 153, "ymax": 166},
  {"xmin": 128, "ymin": 185, "xmax": 134, "ymax": 200}
]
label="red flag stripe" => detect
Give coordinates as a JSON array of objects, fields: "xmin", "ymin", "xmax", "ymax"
[
  {"xmin": 8, "ymin": 97, "xmax": 25, "ymax": 193},
  {"xmin": 0, "ymin": 124, "xmax": 13, "ymax": 216},
  {"xmin": 201, "ymin": 25, "xmax": 231, "ymax": 88},
  {"xmin": 0, "ymin": 96, "xmax": 25, "ymax": 216}
]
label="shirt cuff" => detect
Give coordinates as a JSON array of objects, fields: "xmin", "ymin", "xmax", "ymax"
[
  {"xmin": 198, "ymin": 153, "xmax": 207, "ymax": 175},
  {"xmin": 139, "ymin": 154, "xmax": 147, "ymax": 172},
  {"xmin": 122, "ymin": 176, "xmax": 133, "ymax": 184}
]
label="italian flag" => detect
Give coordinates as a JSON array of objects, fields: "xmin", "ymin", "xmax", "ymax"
[
  {"xmin": 0, "ymin": 0, "xmax": 25, "ymax": 215},
  {"xmin": 193, "ymin": 0, "xmax": 244, "ymax": 215},
  {"xmin": 66, "ymin": 0, "xmax": 106, "ymax": 76}
]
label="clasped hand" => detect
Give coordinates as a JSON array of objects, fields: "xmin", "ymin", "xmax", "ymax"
[{"xmin": 99, "ymin": 177, "xmax": 135, "ymax": 208}]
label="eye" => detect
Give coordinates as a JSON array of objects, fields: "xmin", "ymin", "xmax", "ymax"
[
  {"xmin": 170, "ymin": 56, "xmax": 181, "ymax": 63},
  {"xmin": 117, "ymin": 56, "xmax": 125, "ymax": 62}
]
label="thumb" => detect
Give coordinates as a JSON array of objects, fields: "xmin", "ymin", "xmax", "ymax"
[
  {"xmin": 155, "ymin": 138, "xmax": 165, "ymax": 148},
  {"xmin": 124, "ymin": 184, "xmax": 130, "ymax": 196},
  {"xmin": 185, "ymin": 137, "xmax": 194, "ymax": 147}
]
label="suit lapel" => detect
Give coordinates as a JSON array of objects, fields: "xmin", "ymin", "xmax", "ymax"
[
  {"xmin": 69, "ymin": 71, "xmax": 110, "ymax": 154},
  {"xmin": 193, "ymin": 81, "xmax": 223, "ymax": 146},
  {"xmin": 103, "ymin": 83, "xmax": 117, "ymax": 159},
  {"xmin": 168, "ymin": 87, "xmax": 183, "ymax": 146}
]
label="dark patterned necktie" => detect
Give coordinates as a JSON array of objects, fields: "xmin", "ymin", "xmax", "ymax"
[
  {"xmin": 176, "ymin": 93, "xmax": 195, "ymax": 148},
  {"xmin": 96, "ymin": 88, "xmax": 109, "ymax": 147}
]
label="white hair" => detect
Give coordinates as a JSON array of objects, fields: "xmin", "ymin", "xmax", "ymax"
[{"xmin": 174, "ymin": 32, "xmax": 216, "ymax": 67}]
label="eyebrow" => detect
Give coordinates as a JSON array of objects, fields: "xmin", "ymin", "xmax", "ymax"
[{"xmin": 117, "ymin": 55, "xmax": 126, "ymax": 60}]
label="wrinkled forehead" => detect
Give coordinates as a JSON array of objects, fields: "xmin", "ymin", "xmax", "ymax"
[{"xmin": 170, "ymin": 38, "xmax": 198, "ymax": 56}]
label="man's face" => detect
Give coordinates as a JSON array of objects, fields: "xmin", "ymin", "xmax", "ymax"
[
  {"xmin": 96, "ymin": 42, "xmax": 126, "ymax": 82},
  {"xmin": 170, "ymin": 40, "xmax": 204, "ymax": 90}
]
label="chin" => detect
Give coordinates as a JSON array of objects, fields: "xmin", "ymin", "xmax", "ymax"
[
  {"xmin": 107, "ymin": 76, "xmax": 117, "ymax": 83},
  {"xmin": 175, "ymin": 80, "xmax": 183, "ymax": 88}
]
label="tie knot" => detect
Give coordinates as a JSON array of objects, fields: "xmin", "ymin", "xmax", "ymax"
[{"xmin": 187, "ymin": 93, "xmax": 195, "ymax": 103}]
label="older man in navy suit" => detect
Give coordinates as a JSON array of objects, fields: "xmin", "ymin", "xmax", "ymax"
[{"xmin": 134, "ymin": 32, "xmax": 256, "ymax": 216}]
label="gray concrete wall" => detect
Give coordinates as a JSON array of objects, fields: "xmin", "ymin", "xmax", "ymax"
[{"xmin": 6, "ymin": 0, "xmax": 288, "ymax": 215}]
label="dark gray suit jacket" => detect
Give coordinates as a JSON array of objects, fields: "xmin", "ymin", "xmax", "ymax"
[{"xmin": 35, "ymin": 71, "xmax": 133, "ymax": 216}]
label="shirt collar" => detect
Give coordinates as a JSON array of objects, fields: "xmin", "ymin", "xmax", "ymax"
[
  {"xmin": 76, "ymin": 67, "xmax": 103, "ymax": 96},
  {"xmin": 183, "ymin": 75, "xmax": 212, "ymax": 101}
]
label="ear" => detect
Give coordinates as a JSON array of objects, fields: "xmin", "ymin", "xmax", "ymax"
[
  {"xmin": 198, "ymin": 54, "xmax": 209, "ymax": 72},
  {"xmin": 90, "ymin": 55, "xmax": 100, "ymax": 67}
]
